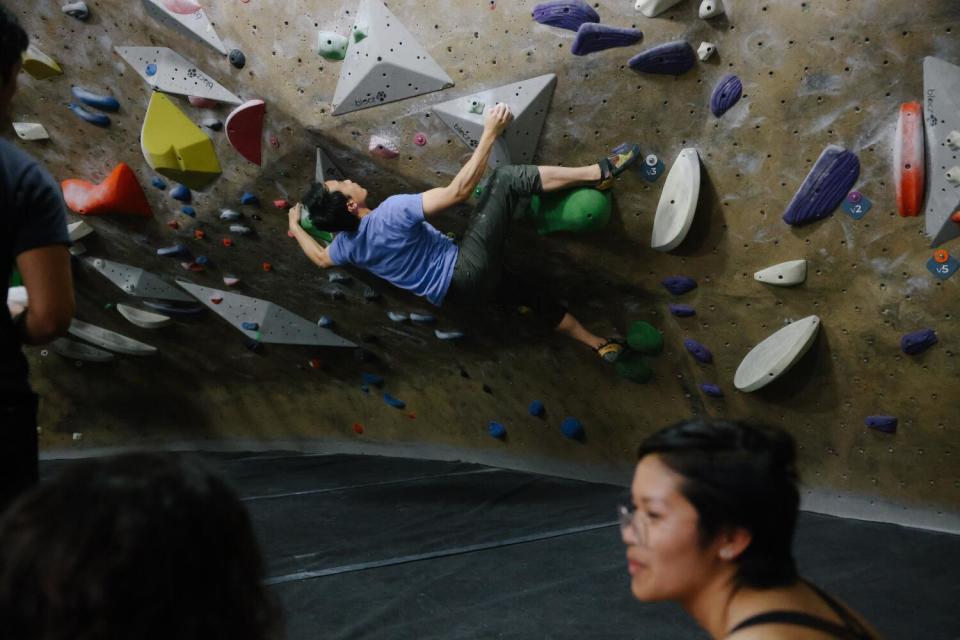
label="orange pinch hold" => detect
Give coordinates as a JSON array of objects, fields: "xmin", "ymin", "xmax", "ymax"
[
  {"xmin": 894, "ymin": 101, "xmax": 925, "ymax": 217},
  {"xmin": 61, "ymin": 163, "xmax": 153, "ymax": 218},
  {"xmin": 225, "ymin": 99, "xmax": 266, "ymax": 166},
  {"xmin": 352, "ymin": 422, "xmax": 364, "ymax": 434},
  {"xmin": 222, "ymin": 238, "xmax": 234, "ymax": 247}
]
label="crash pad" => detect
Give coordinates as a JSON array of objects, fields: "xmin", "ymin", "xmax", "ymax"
[
  {"xmin": 141, "ymin": 92, "xmax": 221, "ymax": 190},
  {"xmin": 529, "ymin": 187, "xmax": 611, "ymax": 235},
  {"xmin": 61, "ymin": 162, "xmax": 152, "ymax": 218}
]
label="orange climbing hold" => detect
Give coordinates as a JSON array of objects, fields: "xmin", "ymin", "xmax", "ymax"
[
  {"xmin": 61, "ymin": 163, "xmax": 152, "ymax": 218},
  {"xmin": 194, "ymin": 229, "xmax": 205, "ymax": 239},
  {"xmin": 225, "ymin": 99, "xmax": 266, "ymax": 166},
  {"xmin": 261, "ymin": 261, "xmax": 272, "ymax": 272},
  {"xmin": 222, "ymin": 238, "xmax": 233, "ymax": 247}
]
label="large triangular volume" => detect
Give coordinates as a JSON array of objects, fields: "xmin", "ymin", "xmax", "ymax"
[
  {"xmin": 141, "ymin": 0, "xmax": 227, "ymax": 55},
  {"xmin": 331, "ymin": 0, "xmax": 454, "ymax": 115},
  {"xmin": 176, "ymin": 280, "xmax": 357, "ymax": 348},
  {"xmin": 432, "ymin": 74, "xmax": 557, "ymax": 168},
  {"xmin": 922, "ymin": 56, "xmax": 960, "ymax": 247},
  {"xmin": 115, "ymin": 46, "xmax": 242, "ymax": 104},
  {"xmin": 316, "ymin": 146, "xmax": 345, "ymax": 182},
  {"xmin": 84, "ymin": 257, "xmax": 196, "ymax": 302}
]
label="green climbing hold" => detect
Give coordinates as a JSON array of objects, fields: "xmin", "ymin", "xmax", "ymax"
[
  {"xmin": 473, "ymin": 185, "xmax": 483, "ymax": 198},
  {"xmin": 352, "ymin": 22, "xmax": 368, "ymax": 43},
  {"xmin": 317, "ymin": 31, "xmax": 349, "ymax": 60},
  {"xmin": 299, "ymin": 209, "xmax": 334, "ymax": 245},
  {"xmin": 530, "ymin": 187, "xmax": 611, "ymax": 235},
  {"xmin": 627, "ymin": 321, "xmax": 663, "ymax": 355},
  {"xmin": 615, "ymin": 351, "xmax": 654, "ymax": 383}
]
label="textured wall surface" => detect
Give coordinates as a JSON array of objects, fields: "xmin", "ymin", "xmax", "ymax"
[{"xmin": 7, "ymin": 1, "xmax": 959, "ymax": 518}]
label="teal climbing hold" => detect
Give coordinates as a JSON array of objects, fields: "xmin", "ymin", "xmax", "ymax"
[{"xmin": 530, "ymin": 188, "xmax": 611, "ymax": 235}]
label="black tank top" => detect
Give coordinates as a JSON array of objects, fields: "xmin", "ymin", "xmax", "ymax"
[{"xmin": 728, "ymin": 581, "xmax": 874, "ymax": 639}]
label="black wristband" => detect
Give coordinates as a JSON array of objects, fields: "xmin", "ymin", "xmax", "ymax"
[{"xmin": 12, "ymin": 310, "xmax": 29, "ymax": 343}]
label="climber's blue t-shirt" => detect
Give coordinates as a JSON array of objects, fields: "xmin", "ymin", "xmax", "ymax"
[{"xmin": 327, "ymin": 194, "xmax": 458, "ymax": 306}]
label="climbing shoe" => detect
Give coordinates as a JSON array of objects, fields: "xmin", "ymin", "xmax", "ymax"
[
  {"xmin": 597, "ymin": 142, "xmax": 641, "ymax": 190},
  {"xmin": 595, "ymin": 339, "xmax": 624, "ymax": 363}
]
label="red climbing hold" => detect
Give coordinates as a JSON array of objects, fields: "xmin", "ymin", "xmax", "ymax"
[
  {"xmin": 225, "ymin": 99, "xmax": 266, "ymax": 166},
  {"xmin": 210, "ymin": 294, "xmax": 223, "ymax": 304},
  {"xmin": 309, "ymin": 357, "xmax": 321, "ymax": 369},
  {"xmin": 167, "ymin": 220, "xmax": 180, "ymax": 229},
  {"xmin": 194, "ymin": 229, "xmax": 205, "ymax": 239},
  {"xmin": 951, "ymin": 209, "xmax": 960, "ymax": 224},
  {"xmin": 61, "ymin": 163, "xmax": 153, "ymax": 218},
  {"xmin": 352, "ymin": 422, "xmax": 364, "ymax": 434},
  {"xmin": 222, "ymin": 238, "xmax": 234, "ymax": 247},
  {"xmin": 162, "ymin": 0, "xmax": 202, "ymax": 15},
  {"xmin": 269, "ymin": 134, "xmax": 279, "ymax": 148},
  {"xmin": 273, "ymin": 199, "xmax": 290, "ymax": 209},
  {"xmin": 894, "ymin": 102, "xmax": 925, "ymax": 217},
  {"xmin": 261, "ymin": 261, "xmax": 272, "ymax": 272},
  {"xmin": 188, "ymin": 95, "xmax": 219, "ymax": 108}
]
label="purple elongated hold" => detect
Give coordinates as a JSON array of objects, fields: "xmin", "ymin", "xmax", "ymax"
[
  {"xmin": 710, "ymin": 74, "xmax": 742, "ymax": 117},
  {"xmin": 67, "ymin": 104, "xmax": 110, "ymax": 127},
  {"xmin": 700, "ymin": 383, "xmax": 723, "ymax": 397},
  {"xmin": 669, "ymin": 303, "xmax": 696, "ymax": 317},
  {"xmin": 900, "ymin": 328, "xmax": 938, "ymax": 355},
  {"xmin": 532, "ymin": 0, "xmax": 599, "ymax": 32},
  {"xmin": 662, "ymin": 276, "xmax": 697, "ymax": 295},
  {"xmin": 684, "ymin": 338, "xmax": 713, "ymax": 363},
  {"xmin": 628, "ymin": 40, "xmax": 696, "ymax": 75},
  {"xmin": 572, "ymin": 23, "xmax": 643, "ymax": 56},
  {"xmin": 782, "ymin": 145, "xmax": 860, "ymax": 226},
  {"xmin": 865, "ymin": 415, "xmax": 897, "ymax": 434}
]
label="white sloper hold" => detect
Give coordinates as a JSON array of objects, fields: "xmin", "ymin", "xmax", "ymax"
[
  {"xmin": 698, "ymin": 0, "xmax": 724, "ymax": 19},
  {"xmin": 734, "ymin": 316, "xmax": 821, "ymax": 392},
  {"xmin": 13, "ymin": 123, "xmax": 50, "ymax": 140},
  {"xmin": 115, "ymin": 46, "xmax": 242, "ymax": 104},
  {"xmin": 331, "ymin": 0, "xmax": 454, "ymax": 115},
  {"xmin": 68, "ymin": 319, "xmax": 158, "ymax": 356},
  {"xmin": 651, "ymin": 148, "xmax": 701, "ymax": 252},
  {"xmin": 117, "ymin": 303, "xmax": 173, "ymax": 329},
  {"xmin": 141, "ymin": 0, "xmax": 227, "ymax": 55},
  {"xmin": 67, "ymin": 220, "xmax": 94, "ymax": 242},
  {"xmin": 923, "ymin": 56, "xmax": 960, "ymax": 246},
  {"xmin": 432, "ymin": 74, "xmax": 557, "ymax": 168},
  {"xmin": 697, "ymin": 42, "xmax": 717, "ymax": 61},
  {"xmin": 753, "ymin": 259, "xmax": 807, "ymax": 286},
  {"xmin": 634, "ymin": 0, "xmax": 685, "ymax": 18},
  {"xmin": 50, "ymin": 338, "xmax": 114, "ymax": 362}
]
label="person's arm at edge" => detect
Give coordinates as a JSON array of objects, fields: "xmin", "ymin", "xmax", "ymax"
[
  {"xmin": 14, "ymin": 245, "xmax": 74, "ymax": 345},
  {"xmin": 288, "ymin": 204, "xmax": 334, "ymax": 268}
]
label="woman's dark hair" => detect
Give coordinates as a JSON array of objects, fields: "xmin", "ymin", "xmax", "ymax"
[
  {"xmin": 637, "ymin": 419, "xmax": 800, "ymax": 589},
  {"xmin": 302, "ymin": 182, "xmax": 359, "ymax": 232},
  {"xmin": 0, "ymin": 453, "xmax": 282, "ymax": 640},
  {"xmin": 0, "ymin": 4, "xmax": 28, "ymax": 85}
]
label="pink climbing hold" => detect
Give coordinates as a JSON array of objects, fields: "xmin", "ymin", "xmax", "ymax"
[
  {"xmin": 269, "ymin": 134, "xmax": 279, "ymax": 148},
  {"xmin": 210, "ymin": 294, "xmax": 223, "ymax": 304},
  {"xmin": 225, "ymin": 99, "xmax": 266, "ymax": 166},
  {"xmin": 188, "ymin": 95, "xmax": 219, "ymax": 108},
  {"xmin": 273, "ymin": 199, "xmax": 290, "ymax": 209},
  {"xmin": 413, "ymin": 132, "xmax": 428, "ymax": 146},
  {"xmin": 369, "ymin": 135, "xmax": 399, "ymax": 159},
  {"xmin": 162, "ymin": 0, "xmax": 202, "ymax": 15}
]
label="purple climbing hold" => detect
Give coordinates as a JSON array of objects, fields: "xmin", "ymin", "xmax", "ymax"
[
  {"xmin": 782, "ymin": 145, "xmax": 861, "ymax": 227},
  {"xmin": 528, "ymin": 400, "xmax": 545, "ymax": 417},
  {"xmin": 669, "ymin": 303, "xmax": 696, "ymax": 317},
  {"xmin": 170, "ymin": 184, "xmax": 191, "ymax": 203},
  {"xmin": 532, "ymin": 0, "xmax": 599, "ymax": 32},
  {"xmin": 700, "ymin": 383, "xmax": 723, "ymax": 397},
  {"xmin": 488, "ymin": 421, "xmax": 507, "ymax": 439},
  {"xmin": 628, "ymin": 40, "xmax": 696, "ymax": 75},
  {"xmin": 157, "ymin": 244, "xmax": 190, "ymax": 258},
  {"xmin": 561, "ymin": 416, "xmax": 584, "ymax": 440},
  {"xmin": 662, "ymin": 276, "xmax": 697, "ymax": 295},
  {"xmin": 710, "ymin": 74, "xmax": 742, "ymax": 117},
  {"xmin": 67, "ymin": 104, "xmax": 111, "ymax": 127},
  {"xmin": 572, "ymin": 23, "xmax": 643, "ymax": 56},
  {"xmin": 383, "ymin": 393, "xmax": 406, "ymax": 409},
  {"xmin": 684, "ymin": 338, "xmax": 713, "ymax": 363},
  {"xmin": 865, "ymin": 415, "xmax": 897, "ymax": 434},
  {"xmin": 900, "ymin": 328, "xmax": 938, "ymax": 355}
]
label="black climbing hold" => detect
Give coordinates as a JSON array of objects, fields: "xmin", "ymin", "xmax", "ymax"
[
  {"xmin": 229, "ymin": 49, "xmax": 246, "ymax": 69},
  {"xmin": 360, "ymin": 333, "xmax": 378, "ymax": 343},
  {"xmin": 482, "ymin": 384, "xmax": 493, "ymax": 394},
  {"xmin": 460, "ymin": 368, "xmax": 471, "ymax": 379}
]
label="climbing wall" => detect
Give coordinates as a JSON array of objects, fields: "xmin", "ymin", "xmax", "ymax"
[{"xmin": 7, "ymin": 0, "xmax": 959, "ymax": 525}]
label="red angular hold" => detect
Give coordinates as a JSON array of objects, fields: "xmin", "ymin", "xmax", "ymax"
[
  {"xmin": 222, "ymin": 238, "xmax": 234, "ymax": 247},
  {"xmin": 951, "ymin": 209, "xmax": 960, "ymax": 224},
  {"xmin": 273, "ymin": 198, "xmax": 290, "ymax": 209},
  {"xmin": 352, "ymin": 422, "xmax": 364, "ymax": 434},
  {"xmin": 210, "ymin": 294, "xmax": 223, "ymax": 304},
  {"xmin": 61, "ymin": 163, "xmax": 152, "ymax": 218},
  {"xmin": 225, "ymin": 99, "xmax": 266, "ymax": 166},
  {"xmin": 261, "ymin": 261, "xmax": 272, "ymax": 272},
  {"xmin": 309, "ymin": 357, "xmax": 321, "ymax": 369}
]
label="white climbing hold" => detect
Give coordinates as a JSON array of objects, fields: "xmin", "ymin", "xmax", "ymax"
[
  {"xmin": 947, "ymin": 130, "xmax": 960, "ymax": 151},
  {"xmin": 115, "ymin": 46, "xmax": 241, "ymax": 104},
  {"xmin": 698, "ymin": 0, "xmax": 724, "ymax": 19},
  {"xmin": 753, "ymin": 259, "xmax": 807, "ymax": 286},
  {"xmin": 634, "ymin": 0, "xmax": 685, "ymax": 18},
  {"xmin": 50, "ymin": 338, "xmax": 114, "ymax": 363},
  {"xmin": 734, "ymin": 316, "xmax": 821, "ymax": 392},
  {"xmin": 946, "ymin": 166, "xmax": 960, "ymax": 187},
  {"xmin": 67, "ymin": 220, "xmax": 94, "ymax": 242},
  {"xmin": 697, "ymin": 42, "xmax": 717, "ymax": 61},
  {"xmin": 117, "ymin": 303, "xmax": 173, "ymax": 329},
  {"xmin": 369, "ymin": 135, "xmax": 399, "ymax": 159},
  {"xmin": 69, "ymin": 242, "xmax": 87, "ymax": 257},
  {"xmin": 69, "ymin": 319, "xmax": 158, "ymax": 356},
  {"xmin": 435, "ymin": 329, "xmax": 464, "ymax": 340},
  {"xmin": 62, "ymin": 1, "xmax": 90, "ymax": 20},
  {"xmin": 72, "ymin": 432, "xmax": 84, "ymax": 441},
  {"xmin": 220, "ymin": 209, "xmax": 241, "ymax": 221},
  {"xmin": 229, "ymin": 224, "xmax": 252, "ymax": 235},
  {"xmin": 387, "ymin": 311, "xmax": 409, "ymax": 322},
  {"xmin": 142, "ymin": 0, "xmax": 227, "ymax": 54},
  {"xmin": 12, "ymin": 123, "xmax": 50, "ymax": 140},
  {"xmin": 651, "ymin": 148, "xmax": 701, "ymax": 252},
  {"xmin": 317, "ymin": 31, "xmax": 349, "ymax": 60},
  {"xmin": 223, "ymin": 275, "xmax": 240, "ymax": 287}
]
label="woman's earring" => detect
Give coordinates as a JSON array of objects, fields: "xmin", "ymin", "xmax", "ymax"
[{"xmin": 720, "ymin": 549, "xmax": 733, "ymax": 560}]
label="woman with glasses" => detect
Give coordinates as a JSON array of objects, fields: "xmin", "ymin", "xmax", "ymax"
[{"xmin": 619, "ymin": 419, "xmax": 880, "ymax": 639}]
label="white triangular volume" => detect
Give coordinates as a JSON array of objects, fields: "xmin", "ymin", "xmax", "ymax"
[
  {"xmin": 84, "ymin": 257, "xmax": 196, "ymax": 302},
  {"xmin": 117, "ymin": 303, "xmax": 173, "ymax": 329},
  {"xmin": 13, "ymin": 123, "xmax": 50, "ymax": 140},
  {"xmin": 432, "ymin": 74, "xmax": 557, "ymax": 168},
  {"xmin": 331, "ymin": 0, "xmax": 454, "ymax": 115},
  {"xmin": 635, "ymin": 0, "xmax": 685, "ymax": 18},
  {"xmin": 142, "ymin": 0, "xmax": 227, "ymax": 55},
  {"xmin": 734, "ymin": 316, "xmax": 820, "ymax": 392},
  {"xmin": 50, "ymin": 338, "xmax": 115, "ymax": 362},
  {"xmin": 115, "ymin": 46, "xmax": 242, "ymax": 104},
  {"xmin": 754, "ymin": 259, "xmax": 807, "ymax": 286},
  {"xmin": 176, "ymin": 280, "xmax": 357, "ymax": 347},
  {"xmin": 923, "ymin": 56, "xmax": 960, "ymax": 247},
  {"xmin": 67, "ymin": 221, "xmax": 94, "ymax": 242},
  {"xmin": 651, "ymin": 148, "xmax": 701, "ymax": 252},
  {"xmin": 68, "ymin": 319, "xmax": 158, "ymax": 356},
  {"xmin": 316, "ymin": 146, "xmax": 345, "ymax": 182}
]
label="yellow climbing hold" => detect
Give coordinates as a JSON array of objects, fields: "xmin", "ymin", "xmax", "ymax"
[
  {"xmin": 141, "ymin": 92, "xmax": 221, "ymax": 190},
  {"xmin": 21, "ymin": 44, "xmax": 63, "ymax": 80}
]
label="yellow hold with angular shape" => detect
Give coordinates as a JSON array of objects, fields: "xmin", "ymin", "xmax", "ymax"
[
  {"xmin": 141, "ymin": 92, "xmax": 221, "ymax": 190},
  {"xmin": 22, "ymin": 44, "xmax": 63, "ymax": 80}
]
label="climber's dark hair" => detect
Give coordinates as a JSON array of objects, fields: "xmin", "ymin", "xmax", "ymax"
[
  {"xmin": 302, "ymin": 182, "xmax": 359, "ymax": 233},
  {"xmin": 0, "ymin": 4, "xmax": 28, "ymax": 85},
  {"xmin": 637, "ymin": 418, "xmax": 800, "ymax": 589}
]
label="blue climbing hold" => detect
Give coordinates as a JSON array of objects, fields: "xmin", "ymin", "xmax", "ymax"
[
  {"xmin": 662, "ymin": 276, "xmax": 697, "ymax": 295},
  {"xmin": 900, "ymin": 328, "xmax": 938, "ymax": 355},
  {"xmin": 528, "ymin": 400, "xmax": 545, "ymax": 417},
  {"xmin": 145, "ymin": 63, "xmax": 157, "ymax": 76},
  {"xmin": 684, "ymin": 339, "xmax": 713, "ymax": 364},
  {"xmin": 194, "ymin": 255, "xmax": 209, "ymax": 266},
  {"xmin": 700, "ymin": 383, "xmax": 724, "ymax": 397},
  {"xmin": 488, "ymin": 421, "xmax": 507, "ymax": 439},
  {"xmin": 628, "ymin": 40, "xmax": 696, "ymax": 75},
  {"xmin": 383, "ymin": 393, "xmax": 406, "ymax": 409},
  {"xmin": 241, "ymin": 322, "xmax": 259, "ymax": 331},
  {"xmin": 361, "ymin": 372, "xmax": 385, "ymax": 387},
  {"xmin": 67, "ymin": 104, "xmax": 110, "ymax": 127},
  {"xmin": 181, "ymin": 206, "xmax": 196, "ymax": 217},
  {"xmin": 157, "ymin": 244, "xmax": 190, "ymax": 258},
  {"xmin": 170, "ymin": 184, "xmax": 191, "ymax": 202},
  {"xmin": 866, "ymin": 415, "xmax": 897, "ymax": 434},
  {"xmin": 240, "ymin": 192, "xmax": 259, "ymax": 205},
  {"xmin": 782, "ymin": 145, "xmax": 860, "ymax": 227},
  {"xmin": 710, "ymin": 74, "xmax": 743, "ymax": 117},
  {"xmin": 150, "ymin": 177, "xmax": 167, "ymax": 190},
  {"xmin": 410, "ymin": 312, "xmax": 437, "ymax": 324},
  {"xmin": 317, "ymin": 315, "xmax": 333, "ymax": 328},
  {"xmin": 532, "ymin": 0, "xmax": 599, "ymax": 32},
  {"xmin": 560, "ymin": 417, "xmax": 584, "ymax": 440},
  {"xmin": 71, "ymin": 86, "xmax": 120, "ymax": 112},
  {"xmin": 669, "ymin": 303, "xmax": 696, "ymax": 317},
  {"xmin": 572, "ymin": 23, "xmax": 643, "ymax": 56}
]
